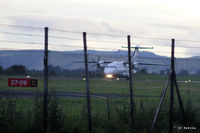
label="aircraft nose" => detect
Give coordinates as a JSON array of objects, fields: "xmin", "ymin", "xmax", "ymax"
[
  {"xmin": 104, "ymin": 68, "xmax": 112, "ymax": 74},
  {"xmin": 104, "ymin": 68, "xmax": 114, "ymax": 74},
  {"xmin": 104, "ymin": 68, "xmax": 109, "ymax": 74}
]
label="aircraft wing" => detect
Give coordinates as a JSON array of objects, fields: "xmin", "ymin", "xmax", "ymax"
[
  {"xmin": 74, "ymin": 61, "xmax": 112, "ymax": 63},
  {"xmin": 137, "ymin": 62, "xmax": 169, "ymax": 66},
  {"xmin": 102, "ymin": 61, "xmax": 112, "ymax": 63},
  {"xmin": 73, "ymin": 61, "xmax": 98, "ymax": 63}
]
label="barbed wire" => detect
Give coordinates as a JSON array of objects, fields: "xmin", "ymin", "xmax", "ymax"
[
  {"xmin": 0, "ymin": 24, "xmax": 43, "ymax": 30},
  {"xmin": 0, "ymin": 31, "xmax": 44, "ymax": 37},
  {"xmin": 1, "ymin": 30, "xmax": 200, "ymax": 49},
  {"xmin": 133, "ymin": 36, "xmax": 170, "ymax": 41},
  {"xmin": 0, "ymin": 47, "xmax": 45, "ymax": 51},
  {"xmin": 50, "ymin": 28, "xmax": 126, "ymax": 37},
  {"xmin": 45, "ymin": 28, "xmax": 172, "ymax": 40},
  {"xmin": 175, "ymin": 53, "xmax": 200, "ymax": 55},
  {"xmin": 87, "ymin": 47, "xmax": 122, "ymax": 51},
  {"xmin": 138, "ymin": 56, "xmax": 170, "ymax": 59},
  {"xmin": 149, "ymin": 50, "xmax": 200, "ymax": 55},
  {"xmin": 1, "ymin": 23, "xmax": 200, "ymax": 43},
  {"xmin": 49, "ymin": 35, "xmax": 126, "ymax": 44},
  {"xmin": 49, "ymin": 35, "xmax": 83, "ymax": 41},
  {"xmin": 0, "ymin": 40, "xmax": 43, "ymax": 45},
  {"xmin": 176, "ymin": 39, "xmax": 200, "ymax": 43},
  {"xmin": 87, "ymin": 32, "xmax": 126, "ymax": 38},
  {"xmin": 0, "ymin": 47, "xmax": 199, "ymax": 59},
  {"xmin": 49, "ymin": 28, "xmax": 83, "ymax": 34},
  {"xmin": 49, "ymin": 43, "xmax": 123, "ymax": 51},
  {"xmin": 172, "ymin": 45, "xmax": 200, "ymax": 49},
  {"xmin": 0, "ymin": 39, "xmax": 200, "ymax": 55},
  {"xmin": 0, "ymin": 47, "xmax": 31, "ymax": 51},
  {"xmin": 49, "ymin": 44, "xmax": 82, "ymax": 48},
  {"xmin": 135, "ymin": 43, "xmax": 200, "ymax": 49}
]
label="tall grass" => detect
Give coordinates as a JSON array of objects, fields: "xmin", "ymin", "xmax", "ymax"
[{"xmin": 0, "ymin": 93, "xmax": 199, "ymax": 133}]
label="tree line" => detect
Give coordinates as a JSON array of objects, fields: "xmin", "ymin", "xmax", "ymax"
[
  {"xmin": 0, "ymin": 65, "xmax": 103, "ymax": 77},
  {"xmin": 0, "ymin": 65, "xmax": 200, "ymax": 77}
]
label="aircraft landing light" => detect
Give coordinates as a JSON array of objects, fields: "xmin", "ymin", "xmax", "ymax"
[{"xmin": 105, "ymin": 74, "xmax": 113, "ymax": 79}]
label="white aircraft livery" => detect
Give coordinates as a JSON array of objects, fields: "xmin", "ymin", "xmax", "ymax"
[{"xmin": 91, "ymin": 45, "xmax": 167, "ymax": 79}]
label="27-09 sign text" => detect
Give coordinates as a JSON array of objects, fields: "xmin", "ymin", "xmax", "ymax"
[{"xmin": 8, "ymin": 78, "xmax": 38, "ymax": 87}]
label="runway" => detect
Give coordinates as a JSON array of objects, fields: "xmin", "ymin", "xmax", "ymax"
[{"xmin": 0, "ymin": 90, "xmax": 159, "ymax": 99}]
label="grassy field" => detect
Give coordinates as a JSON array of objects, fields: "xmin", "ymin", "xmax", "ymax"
[
  {"xmin": 0, "ymin": 74, "xmax": 199, "ymax": 105},
  {"xmin": 1, "ymin": 74, "xmax": 199, "ymax": 94},
  {"xmin": 0, "ymin": 74, "xmax": 199, "ymax": 133}
]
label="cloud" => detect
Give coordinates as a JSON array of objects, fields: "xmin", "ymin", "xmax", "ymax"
[
  {"xmin": 150, "ymin": 23, "xmax": 200, "ymax": 33},
  {"xmin": 1, "ymin": 13, "xmax": 200, "ymax": 57},
  {"xmin": 2, "ymin": 14, "xmax": 125, "ymax": 34},
  {"xmin": 0, "ymin": 14, "xmax": 130, "ymax": 51}
]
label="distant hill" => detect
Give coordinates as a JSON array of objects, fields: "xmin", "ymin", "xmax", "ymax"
[{"xmin": 0, "ymin": 50, "xmax": 199, "ymax": 74}]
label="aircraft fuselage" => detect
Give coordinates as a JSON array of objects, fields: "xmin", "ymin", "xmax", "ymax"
[{"xmin": 104, "ymin": 61, "xmax": 129, "ymax": 78}]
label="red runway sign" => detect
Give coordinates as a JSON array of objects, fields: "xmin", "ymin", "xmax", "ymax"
[{"xmin": 8, "ymin": 78, "xmax": 38, "ymax": 87}]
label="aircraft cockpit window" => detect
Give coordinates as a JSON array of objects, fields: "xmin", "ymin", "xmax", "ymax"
[{"xmin": 106, "ymin": 66, "xmax": 116, "ymax": 68}]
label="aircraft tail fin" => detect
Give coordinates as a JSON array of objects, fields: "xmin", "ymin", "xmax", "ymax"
[
  {"xmin": 122, "ymin": 45, "xmax": 154, "ymax": 65},
  {"xmin": 132, "ymin": 46, "xmax": 139, "ymax": 64}
]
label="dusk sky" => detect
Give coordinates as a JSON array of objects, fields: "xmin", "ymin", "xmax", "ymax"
[{"xmin": 0, "ymin": 0, "xmax": 200, "ymax": 57}]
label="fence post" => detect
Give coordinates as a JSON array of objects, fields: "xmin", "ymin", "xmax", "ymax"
[
  {"xmin": 174, "ymin": 78, "xmax": 186, "ymax": 124},
  {"xmin": 83, "ymin": 32, "xmax": 93, "ymax": 133},
  {"xmin": 43, "ymin": 27, "xmax": 48, "ymax": 133},
  {"xmin": 151, "ymin": 77, "xmax": 170, "ymax": 132},
  {"xmin": 169, "ymin": 38, "xmax": 175, "ymax": 133},
  {"xmin": 127, "ymin": 35, "xmax": 135, "ymax": 132}
]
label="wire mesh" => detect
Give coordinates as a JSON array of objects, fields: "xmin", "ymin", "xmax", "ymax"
[
  {"xmin": 173, "ymin": 41, "xmax": 200, "ymax": 132},
  {"xmin": 0, "ymin": 24, "xmax": 199, "ymax": 132},
  {"xmin": 0, "ymin": 26, "xmax": 45, "ymax": 132},
  {"xmin": 48, "ymin": 29, "xmax": 92, "ymax": 132}
]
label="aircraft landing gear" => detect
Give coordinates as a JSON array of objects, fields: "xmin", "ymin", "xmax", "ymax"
[{"xmin": 125, "ymin": 73, "xmax": 130, "ymax": 80}]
